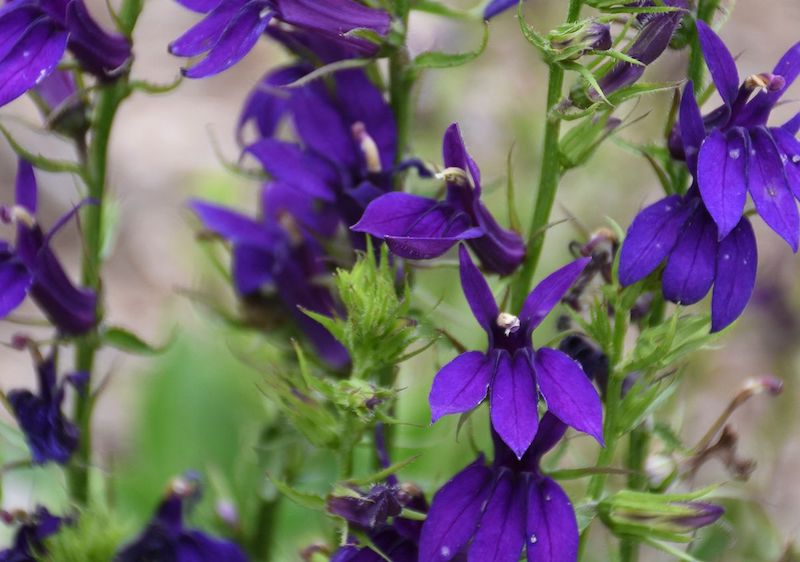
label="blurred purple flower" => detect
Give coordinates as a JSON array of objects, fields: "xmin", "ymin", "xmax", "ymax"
[
  {"xmin": 8, "ymin": 353, "xmax": 81, "ymax": 465},
  {"xmin": 352, "ymin": 124, "xmax": 525, "ymax": 275},
  {"xmin": 428, "ymin": 246, "xmax": 601, "ymax": 458},
  {"xmin": 116, "ymin": 479, "xmax": 248, "ymax": 562},
  {"xmin": 0, "ymin": 160, "xmax": 98, "ymax": 335},
  {"xmin": 483, "ymin": 0, "xmax": 518, "ymax": 20},
  {"xmin": 0, "ymin": 507, "xmax": 63, "ymax": 562},
  {"xmin": 190, "ymin": 182, "xmax": 348, "ymax": 368},
  {"xmin": 0, "ymin": 0, "xmax": 131, "ymax": 107},
  {"xmin": 419, "ymin": 414, "xmax": 579, "ymax": 562},
  {"xmin": 675, "ymin": 22, "xmax": 800, "ymax": 250},
  {"xmin": 169, "ymin": 0, "xmax": 391, "ymax": 78}
]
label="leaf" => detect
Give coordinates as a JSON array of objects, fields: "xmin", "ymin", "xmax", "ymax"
[
  {"xmin": 412, "ymin": 0, "xmax": 476, "ymax": 20},
  {"xmin": 345, "ymin": 454, "xmax": 420, "ymax": 486},
  {"xmin": 267, "ymin": 474, "xmax": 326, "ymax": 511},
  {"xmin": 412, "ymin": 23, "xmax": 488, "ymax": 70},
  {"xmin": 102, "ymin": 327, "xmax": 170, "ymax": 355},
  {"xmin": 0, "ymin": 124, "xmax": 85, "ymax": 178}
]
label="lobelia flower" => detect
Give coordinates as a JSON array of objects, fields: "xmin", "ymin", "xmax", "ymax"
[
  {"xmin": 352, "ymin": 124, "xmax": 526, "ymax": 276},
  {"xmin": 428, "ymin": 245, "xmax": 602, "ymax": 458},
  {"xmin": 0, "ymin": 160, "xmax": 98, "ymax": 335},
  {"xmin": 243, "ymin": 68, "xmax": 400, "ymax": 249},
  {"xmin": 676, "ymin": 21, "xmax": 800, "ymax": 250},
  {"xmin": 619, "ymin": 78, "xmax": 758, "ymax": 333},
  {"xmin": 0, "ymin": 506, "xmax": 63, "ymax": 562},
  {"xmin": 115, "ymin": 476, "xmax": 248, "ymax": 562},
  {"xmin": 419, "ymin": 413, "xmax": 579, "ymax": 562},
  {"xmin": 169, "ymin": 0, "xmax": 391, "ymax": 78},
  {"xmin": 7, "ymin": 351, "xmax": 82, "ymax": 465},
  {"xmin": 190, "ymin": 181, "xmax": 349, "ymax": 368},
  {"xmin": 0, "ymin": 0, "xmax": 131, "ymax": 108}
]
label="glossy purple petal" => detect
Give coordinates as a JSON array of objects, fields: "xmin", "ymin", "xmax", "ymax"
[
  {"xmin": 697, "ymin": 128, "xmax": 748, "ymax": 239},
  {"xmin": 0, "ymin": 4, "xmax": 40, "ymax": 62},
  {"xmin": 175, "ymin": 0, "xmax": 221, "ymax": 12},
  {"xmin": 618, "ymin": 195, "xmax": 695, "ymax": 286},
  {"xmin": 430, "ymin": 351, "xmax": 494, "ymax": 423},
  {"xmin": 65, "ymin": 0, "xmax": 131, "ymax": 78},
  {"xmin": 182, "ymin": 2, "xmax": 272, "ymax": 78},
  {"xmin": 662, "ymin": 207, "xmax": 717, "ymax": 305},
  {"xmin": 467, "ymin": 470, "xmax": 526, "ymax": 562},
  {"xmin": 459, "ymin": 245, "xmax": 499, "ymax": 333},
  {"xmin": 711, "ymin": 218, "xmax": 757, "ymax": 332},
  {"xmin": 30, "ymin": 247, "xmax": 97, "ymax": 334},
  {"xmin": 526, "ymin": 477, "xmax": 578, "ymax": 562},
  {"xmin": 520, "ymin": 257, "xmax": 590, "ymax": 334},
  {"xmin": 0, "ymin": 19, "xmax": 67, "ymax": 108},
  {"xmin": 169, "ymin": 0, "xmax": 241, "ymax": 57},
  {"xmin": 696, "ymin": 21, "xmax": 739, "ymax": 108},
  {"xmin": 419, "ymin": 458, "xmax": 493, "ymax": 562},
  {"xmin": 748, "ymin": 127, "xmax": 800, "ymax": 251},
  {"xmin": 443, "ymin": 123, "xmax": 481, "ymax": 193},
  {"xmin": 15, "ymin": 159, "xmax": 37, "ymax": 212},
  {"xmin": 469, "ymin": 204, "xmax": 525, "ymax": 276},
  {"xmin": 771, "ymin": 127, "xmax": 800, "ymax": 200},
  {"xmin": 490, "ymin": 351, "xmax": 539, "ymax": 459},
  {"xmin": 246, "ymin": 139, "xmax": 337, "ymax": 201},
  {"xmin": 534, "ymin": 348, "xmax": 603, "ymax": 444},
  {"xmin": 679, "ymin": 81, "xmax": 706, "ymax": 175},
  {"xmin": 0, "ymin": 260, "xmax": 31, "ymax": 317}
]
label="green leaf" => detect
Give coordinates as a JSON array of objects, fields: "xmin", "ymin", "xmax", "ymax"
[
  {"xmin": 0, "ymin": 124, "xmax": 85, "ymax": 178},
  {"xmin": 345, "ymin": 454, "xmax": 420, "ymax": 486},
  {"xmin": 267, "ymin": 474, "xmax": 327, "ymax": 511},
  {"xmin": 102, "ymin": 327, "xmax": 170, "ymax": 355},
  {"xmin": 412, "ymin": 23, "xmax": 488, "ymax": 70},
  {"xmin": 412, "ymin": 0, "xmax": 476, "ymax": 19}
]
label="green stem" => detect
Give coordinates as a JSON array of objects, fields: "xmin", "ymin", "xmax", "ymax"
[
  {"xmin": 67, "ymin": 79, "xmax": 130, "ymax": 506},
  {"xmin": 510, "ymin": 0, "xmax": 582, "ymax": 310},
  {"xmin": 389, "ymin": 4, "xmax": 413, "ymax": 167},
  {"xmin": 619, "ymin": 427, "xmax": 650, "ymax": 562},
  {"xmin": 250, "ymin": 496, "xmax": 281, "ymax": 560}
]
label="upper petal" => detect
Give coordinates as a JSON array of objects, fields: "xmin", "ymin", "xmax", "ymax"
[
  {"xmin": 15, "ymin": 159, "xmax": 37, "ymax": 213},
  {"xmin": 169, "ymin": 0, "xmax": 242, "ymax": 57},
  {"xmin": 526, "ymin": 477, "xmax": 579, "ymax": 562},
  {"xmin": 679, "ymin": 81, "xmax": 707, "ymax": 176},
  {"xmin": 662, "ymin": 206, "xmax": 718, "ymax": 305},
  {"xmin": 237, "ymin": 64, "xmax": 308, "ymax": 144},
  {"xmin": 490, "ymin": 351, "xmax": 539, "ymax": 459},
  {"xmin": 696, "ymin": 21, "xmax": 740, "ymax": 108},
  {"xmin": 748, "ymin": 127, "xmax": 800, "ymax": 251},
  {"xmin": 697, "ymin": 128, "xmax": 749, "ymax": 239},
  {"xmin": 459, "ymin": 245, "xmax": 499, "ymax": 334},
  {"xmin": 618, "ymin": 195, "xmax": 695, "ymax": 286},
  {"xmin": 534, "ymin": 348, "xmax": 603, "ymax": 444},
  {"xmin": 467, "ymin": 469, "xmax": 526, "ymax": 562},
  {"xmin": 711, "ymin": 217, "xmax": 757, "ymax": 332},
  {"xmin": 0, "ymin": 259, "xmax": 32, "ymax": 318},
  {"xmin": 738, "ymin": 41, "xmax": 800, "ymax": 124},
  {"xmin": 429, "ymin": 351, "xmax": 494, "ymax": 423},
  {"xmin": 418, "ymin": 458, "xmax": 494, "ymax": 562},
  {"xmin": 519, "ymin": 257, "xmax": 590, "ymax": 334}
]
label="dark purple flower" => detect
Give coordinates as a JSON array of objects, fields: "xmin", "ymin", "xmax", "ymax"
[
  {"xmin": 0, "ymin": 506, "xmax": 63, "ymax": 562},
  {"xmin": 352, "ymin": 124, "xmax": 526, "ymax": 276},
  {"xmin": 429, "ymin": 245, "xmax": 601, "ymax": 458},
  {"xmin": 674, "ymin": 22, "xmax": 800, "ymax": 250},
  {"xmin": 190, "ymin": 181, "xmax": 348, "ymax": 368},
  {"xmin": 116, "ymin": 478, "xmax": 248, "ymax": 562},
  {"xmin": 419, "ymin": 414, "xmax": 578, "ymax": 562},
  {"xmin": 0, "ymin": 160, "xmax": 98, "ymax": 335},
  {"xmin": 328, "ymin": 484, "xmax": 403, "ymax": 530},
  {"xmin": 483, "ymin": 0, "xmax": 517, "ymax": 19},
  {"xmin": 169, "ymin": 0, "xmax": 391, "ymax": 78},
  {"xmin": 7, "ymin": 353, "xmax": 80, "ymax": 465},
  {"xmin": 0, "ymin": 0, "xmax": 131, "ymax": 108},
  {"xmin": 244, "ymin": 68, "xmax": 398, "ymax": 249}
]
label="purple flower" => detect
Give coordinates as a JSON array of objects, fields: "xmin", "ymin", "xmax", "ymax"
[
  {"xmin": 675, "ymin": 22, "xmax": 800, "ymax": 250},
  {"xmin": 419, "ymin": 414, "xmax": 579, "ymax": 562},
  {"xmin": 190, "ymin": 182, "xmax": 348, "ymax": 368},
  {"xmin": 7, "ymin": 352, "xmax": 80, "ymax": 465},
  {"xmin": 429, "ymin": 245, "xmax": 602, "ymax": 458},
  {"xmin": 169, "ymin": 0, "xmax": 391, "ymax": 78},
  {"xmin": 483, "ymin": 0, "xmax": 518, "ymax": 19},
  {"xmin": 0, "ymin": 507, "xmax": 63, "ymax": 562},
  {"xmin": 116, "ymin": 479, "xmax": 248, "ymax": 562},
  {"xmin": 0, "ymin": 160, "xmax": 98, "ymax": 335},
  {"xmin": 0, "ymin": 0, "xmax": 131, "ymax": 108},
  {"xmin": 352, "ymin": 124, "xmax": 526, "ymax": 276},
  {"xmin": 243, "ymin": 68, "xmax": 398, "ymax": 249}
]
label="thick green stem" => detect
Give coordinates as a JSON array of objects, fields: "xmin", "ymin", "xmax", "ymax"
[
  {"xmin": 389, "ymin": 49, "xmax": 413, "ymax": 166},
  {"xmin": 510, "ymin": 0, "xmax": 582, "ymax": 310},
  {"xmin": 67, "ymin": 79, "xmax": 129, "ymax": 505},
  {"xmin": 619, "ymin": 427, "xmax": 650, "ymax": 562}
]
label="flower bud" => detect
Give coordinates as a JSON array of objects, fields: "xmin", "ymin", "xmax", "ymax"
[{"xmin": 548, "ymin": 20, "xmax": 612, "ymax": 61}]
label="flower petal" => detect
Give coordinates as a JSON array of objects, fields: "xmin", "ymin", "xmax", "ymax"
[
  {"xmin": 711, "ymin": 217, "xmax": 757, "ymax": 332},
  {"xmin": 169, "ymin": 0, "xmax": 242, "ymax": 57},
  {"xmin": 490, "ymin": 351, "xmax": 539, "ymax": 459},
  {"xmin": 15, "ymin": 159, "xmax": 37, "ymax": 213},
  {"xmin": 468, "ymin": 469, "xmax": 526, "ymax": 562},
  {"xmin": 246, "ymin": 139, "xmax": 338, "ymax": 201},
  {"xmin": 770, "ymin": 127, "xmax": 800, "ymax": 200},
  {"xmin": 739, "ymin": 41, "xmax": 800, "ymax": 124},
  {"xmin": 0, "ymin": 259, "xmax": 31, "ymax": 318},
  {"xmin": 237, "ymin": 64, "xmax": 308, "ymax": 143},
  {"xmin": 430, "ymin": 351, "xmax": 494, "ymax": 423},
  {"xmin": 534, "ymin": 348, "xmax": 603, "ymax": 444},
  {"xmin": 526, "ymin": 477, "xmax": 579, "ymax": 562},
  {"xmin": 618, "ymin": 195, "xmax": 695, "ymax": 286},
  {"xmin": 419, "ymin": 458, "xmax": 493, "ymax": 562},
  {"xmin": 189, "ymin": 200, "xmax": 277, "ymax": 246},
  {"xmin": 65, "ymin": 0, "xmax": 131, "ymax": 78},
  {"xmin": 519, "ymin": 257, "xmax": 590, "ymax": 334},
  {"xmin": 679, "ymin": 81, "xmax": 706, "ymax": 175},
  {"xmin": 697, "ymin": 128, "xmax": 748, "ymax": 239},
  {"xmin": 458, "ymin": 245, "xmax": 499, "ymax": 334},
  {"xmin": 483, "ymin": 0, "xmax": 517, "ymax": 19},
  {"xmin": 748, "ymin": 127, "xmax": 800, "ymax": 251},
  {"xmin": 662, "ymin": 206, "xmax": 717, "ymax": 305},
  {"xmin": 443, "ymin": 123, "xmax": 482, "ymax": 192},
  {"xmin": 696, "ymin": 21, "xmax": 739, "ymax": 108},
  {"xmin": 276, "ymin": 0, "xmax": 391, "ymax": 37}
]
